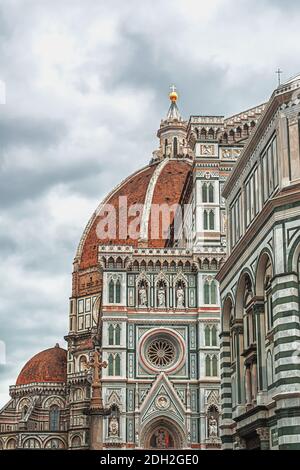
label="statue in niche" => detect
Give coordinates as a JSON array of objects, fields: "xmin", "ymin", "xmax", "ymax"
[
  {"xmin": 109, "ymin": 415, "xmax": 119, "ymax": 437},
  {"xmin": 139, "ymin": 285, "xmax": 147, "ymax": 307},
  {"xmin": 158, "ymin": 286, "xmax": 166, "ymax": 307},
  {"xmin": 208, "ymin": 416, "xmax": 218, "ymax": 437},
  {"xmin": 176, "ymin": 285, "xmax": 185, "ymax": 308}
]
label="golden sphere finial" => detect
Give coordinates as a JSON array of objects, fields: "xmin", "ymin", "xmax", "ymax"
[{"xmin": 169, "ymin": 84, "xmax": 178, "ymax": 102}]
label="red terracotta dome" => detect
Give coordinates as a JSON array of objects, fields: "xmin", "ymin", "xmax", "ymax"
[
  {"xmin": 77, "ymin": 159, "xmax": 192, "ymax": 270},
  {"xmin": 16, "ymin": 344, "xmax": 67, "ymax": 386}
]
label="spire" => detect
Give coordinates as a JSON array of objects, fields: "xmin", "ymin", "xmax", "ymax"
[
  {"xmin": 151, "ymin": 85, "xmax": 193, "ymax": 163},
  {"xmin": 166, "ymin": 85, "xmax": 182, "ymax": 121}
]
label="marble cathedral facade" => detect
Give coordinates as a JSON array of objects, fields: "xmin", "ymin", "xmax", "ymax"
[
  {"xmin": 0, "ymin": 87, "xmax": 265, "ymax": 450},
  {"xmin": 217, "ymin": 74, "xmax": 300, "ymax": 450}
]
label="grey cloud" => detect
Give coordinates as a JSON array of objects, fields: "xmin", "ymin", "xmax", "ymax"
[{"xmin": 0, "ymin": 115, "xmax": 67, "ymax": 149}]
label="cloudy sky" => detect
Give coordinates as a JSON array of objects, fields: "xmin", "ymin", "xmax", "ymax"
[{"xmin": 0, "ymin": 0, "xmax": 300, "ymax": 406}]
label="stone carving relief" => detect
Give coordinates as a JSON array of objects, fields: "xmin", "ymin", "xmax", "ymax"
[
  {"xmin": 155, "ymin": 395, "xmax": 170, "ymax": 411},
  {"xmin": 201, "ymin": 144, "xmax": 214, "ymax": 156}
]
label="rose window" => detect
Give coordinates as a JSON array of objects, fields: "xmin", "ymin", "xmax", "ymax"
[{"xmin": 146, "ymin": 338, "xmax": 176, "ymax": 368}]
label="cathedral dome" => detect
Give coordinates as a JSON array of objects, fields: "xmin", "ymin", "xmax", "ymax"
[
  {"xmin": 77, "ymin": 158, "xmax": 192, "ymax": 270},
  {"xmin": 16, "ymin": 344, "xmax": 67, "ymax": 386}
]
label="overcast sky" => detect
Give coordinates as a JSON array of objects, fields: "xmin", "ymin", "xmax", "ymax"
[{"xmin": 0, "ymin": 0, "xmax": 300, "ymax": 406}]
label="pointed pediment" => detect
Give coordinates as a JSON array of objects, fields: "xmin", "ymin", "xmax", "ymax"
[{"xmin": 140, "ymin": 373, "xmax": 186, "ymax": 425}]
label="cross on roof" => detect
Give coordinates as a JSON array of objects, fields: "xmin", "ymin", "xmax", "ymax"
[{"xmin": 276, "ymin": 68, "xmax": 283, "ymax": 86}]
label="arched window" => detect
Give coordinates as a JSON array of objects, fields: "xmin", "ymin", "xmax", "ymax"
[
  {"xmin": 205, "ymin": 325, "xmax": 211, "ymax": 346},
  {"xmin": 115, "ymin": 354, "xmax": 121, "ymax": 376},
  {"xmin": 184, "ymin": 261, "xmax": 191, "ymax": 272},
  {"xmin": 229, "ymin": 129, "xmax": 235, "ymax": 141},
  {"xmin": 115, "ymin": 280, "xmax": 121, "ymax": 303},
  {"xmin": 24, "ymin": 438, "xmax": 41, "ymax": 449},
  {"xmin": 204, "ymin": 281, "xmax": 210, "ymax": 304},
  {"xmin": 6, "ymin": 438, "xmax": 16, "ymax": 450},
  {"xmin": 209, "ymin": 210, "xmax": 215, "ymax": 230},
  {"xmin": 148, "ymin": 260, "xmax": 154, "ymax": 271},
  {"xmin": 108, "ymin": 257, "xmax": 114, "ymax": 269},
  {"xmin": 205, "ymin": 355, "xmax": 211, "ymax": 376},
  {"xmin": 108, "ymin": 354, "xmax": 114, "ymax": 376},
  {"xmin": 211, "ymin": 259, "xmax": 218, "ymax": 270},
  {"xmin": 108, "ymin": 354, "xmax": 121, "ymax": 376},
  {"xmin": 115, "ymin": 325, "xmax": 121, "ymax": 345},
  {"xmin": 208, "ymin": 128, "xmax": 214, "ymax": 140},
  {"xmin": 109, "ymin": 280, "xmax": 114, "ymax": 303},
  {"xmin": 108, "ymin": 325, "xmax": 114, "ymax": 345},
  {"xmin": 79, "ymin": 355, "xmax": 87, "ymax": 372},
  {"xmin": 71, "ymin": 436, "xmax": 81, "ymax": 448},
  {"xmin": 170, "ymin": 261, "xmax": 176, "ymax": 271},
  {"xmin": 74, "ymin": 388, "xmax": 83, "ymax": 401},
  {"xmin": 173, "ymin": 137, "xmax": 178, "ymax": 157},
  {"xmin": 201, "ymin": 128, "xmax": 207, "ymax": 140},
  {"xmin": 202, "ymin": 259, "xmax": 209, "ymax": 270},
  {"xmin": 211, "ymin": 281, "xmax": 217, "ymax": 304},
  {"xmin": 211, "ymin": 325, "xmax": 217, "ymax": 346},
  {"xmin": 49, "ymin": 405, "xmax": 60, "ymax": 431},
  {"xmin": 164, "ymin": 139, "xmax": 168, "ymax": 156},
  {"xmin": 208, "ymin": 184, "xmax": 214, "ymax": 203},
  {"xmin": 204, "ymin": 210, "xmax": 208, "ymax": 230},
  {"xmin": 133, "ymin": 260, "xmax": 139, "ymax": 271},
  {"xmin": 45, "ymin": 438, "xmax": 65, "ymax": 449},
  {"xmin": 212, "ymin": 355, "xmax": 218, "ymax": 376},
  {"xmin": 202, "ymin": 183, "xmax": 208, "ymax": 203},
  {"xmin": 22, "ymin": 405, "xmax": 28, "ymax": 419}
]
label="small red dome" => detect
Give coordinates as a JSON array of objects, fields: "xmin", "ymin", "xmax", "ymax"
[{"xmin": 16, "ymin": 345, "xmax": 67, "ymax": 386}]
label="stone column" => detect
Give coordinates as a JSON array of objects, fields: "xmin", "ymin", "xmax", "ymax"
[
  {"xmin": 254, "ymin": 301, "xmax": 266, "ymax": 392},
  {"xmin": 251, "ymin": 362, "xmax": 257, "ymax": 404},
  {"xmin": 245, "ymin": 366, "xmax": 252, "ymax": 405},
  {"xmin": 272, "ymin": 271, "xmax": 300, "ymax": 449},
  {"xmin": 234, "ymin": 324, "xmax": 244, "ymax": 404},
  {"xmin": 219, "ymin": 331, "xmax": 234, "ymax": 449}
]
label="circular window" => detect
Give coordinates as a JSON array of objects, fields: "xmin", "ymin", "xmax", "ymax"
[
  {"xmin": 139, "ymin": 329, "xmax": 186, "ymax": 373},
  {"xmin": 147, "ymin": 338, "xmax": 176, "ymax": 368}
]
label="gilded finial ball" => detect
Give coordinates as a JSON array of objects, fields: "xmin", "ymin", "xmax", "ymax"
[{"xmin": 169, "ymin": 90, "xmax": 178, "ymax": 102}]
